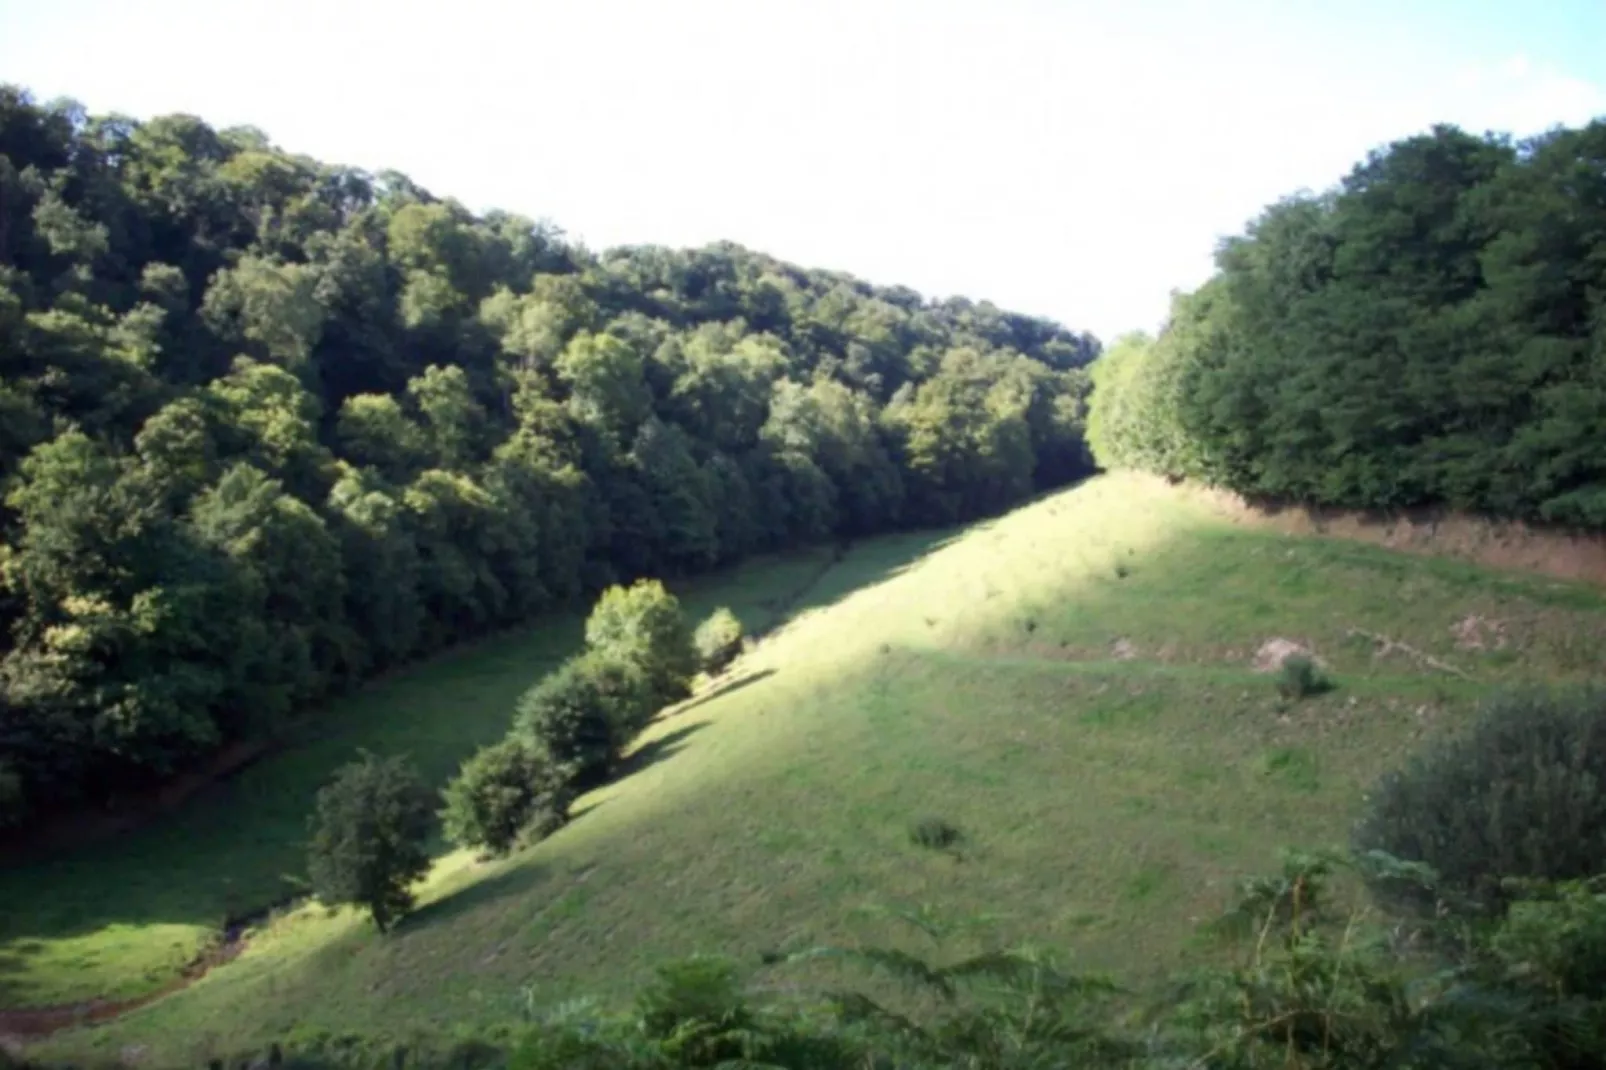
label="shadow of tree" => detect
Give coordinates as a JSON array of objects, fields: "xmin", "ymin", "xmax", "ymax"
[
  {"xmin": 0, "ymin": 516, "xmax": 978, "ymax": 1008},
  {"xmin": 668, "ymin": 669, "xmax": 777, "ymax": 719},
  {"xmin": 618, "ymin": 721, "xmax": 711, "ymax": 778},
  {"xmin": 400, "ymin": 858, "xmax": 556, "ymax": 936},
  {"xmin": 0, "ymin": 944, "xmax": 37, "ymax": 1006}
]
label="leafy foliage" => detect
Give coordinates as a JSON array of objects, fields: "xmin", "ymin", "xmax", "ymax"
[
  {"xmin": 1353, "ymin": 687, "xmax": 1606, "ymax": 918},
  {"xmin": 692, "ymin": 606, "xmax": 744, "ymax": 676},
  {"xmin": 909, "ymin": 815, "xmax": 962, "ymax": 851},
  {"xmin": 64, "ymin": 854, "xmax": 1606, "ymax": 1068},
  {"xmin": 1277, "ymin": 655, "xmax": 1333, "ymax": 700},
  {"xmin": 513, "ymin": 649, "xmax": 655, "ymax": 787},
  {"xmin": 306, "ymin": 752, "xmax": 433, "ymax": 932},
  {"xmin": 0, "ymin": 85, "xmax": 1098, "ymax": 833},
  {"xmin": 1086, "ymin": 120, "xmax": 1606, "ymax": 527},
  {"xmin": 584, "ymin": 579, "xmax": 698, "ymax": 707},
  {"xmin": 439, "ymin": 737, "xmax": 574, "ymax": 856}
]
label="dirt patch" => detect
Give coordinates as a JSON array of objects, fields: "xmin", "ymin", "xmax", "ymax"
[
  {"xmin": 1185, "ymin": 480, "xmax": 1606, "ymax": 586},
  {"xmin": 1451, "ymin": 615, "xmax": 1507, "ymax": 651},
  {"xmin": 1347, "ymin": 627, "xmax": 1473, "ymax": 680},
  {"xmin": 1252, "ymin": 638, "xmax": 1311, "ymax": 673},
  {"xmin": 0, "ymin": 929, "xmax": 248, "ymax": 1045},
  {"xmin": 1111, "ymin": 638, "xmax": 1138, "ymax": 661}
]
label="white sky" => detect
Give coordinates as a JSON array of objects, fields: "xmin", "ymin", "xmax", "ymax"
[{"xmin": 2, "ymin": 0, "xmax": 1603, "ymax": 341}]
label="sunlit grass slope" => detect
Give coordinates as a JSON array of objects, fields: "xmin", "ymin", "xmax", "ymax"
[
  {"xmin": 0, "ymin": 551, "xmax": 841, "ymax": 1010},
  {"xmin": 31, "ymin": 473, "xmax": 1606, "ymax": 1062}
]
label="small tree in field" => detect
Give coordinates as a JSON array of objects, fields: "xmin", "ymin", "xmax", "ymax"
[
  {"xmin": 440, "ymin": 737, "xmax": 575, "ymax": 856},
  {"xmin": 1354, "ymin": 686, "xmax": 1606, "ymax": 918},
  {"xmin": 585, "ymin": 579, "xmax": 697, "ymax": 706},
  {"xmin": 307, "ymin": 752, "xmax": 433, "ymax": 933},
  {"xmin": 694, "ymin": 607, "xmax": 744, "ymax": 676},
  {"xmin": 514, "ymin": 649, "xmax": 655, "ymax": 786}
]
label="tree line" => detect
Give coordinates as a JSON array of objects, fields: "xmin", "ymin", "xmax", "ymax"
[
  {"xmin": 0, "ymin": 86, "xmax": 1099, "ymax": 833},
  {"xmin": 308, "ymin": 579, "xmax": 736, "ymax": 932},
  {"xmin": 1087, "ymin": 118, "xmax": 1606, "ymax": 527}
]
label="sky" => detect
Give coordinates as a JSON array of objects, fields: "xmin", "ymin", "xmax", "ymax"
[{"xmin": 2, "ymin": 0, "xmax": 1603, "ymax": 342}]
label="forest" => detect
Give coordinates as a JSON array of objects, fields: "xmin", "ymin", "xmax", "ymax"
[
  {"xmin": 1087, "ymin": 119, "xmax": 1606, "ymax": 525},
  {"xmin": 0, "ymin": 86, "xmax": 1099, "ymax": 833}
]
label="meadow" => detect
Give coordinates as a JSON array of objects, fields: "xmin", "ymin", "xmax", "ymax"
[{"xmin": 12, "ymin": 472, "xmax": 1606, "ymax": 1064}]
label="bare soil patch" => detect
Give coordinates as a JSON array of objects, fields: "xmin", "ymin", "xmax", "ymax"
[
  {"xmin": 1251, "ymin": 637, "xmax": 1313, "ymax": 673},
  {"xmin": 0, "ymin": 931, "xmax": 247, "ymax": 1044},
  {"xmin": 1186, "ymin": 481, "xmax": 1606, "ymax": 586}
]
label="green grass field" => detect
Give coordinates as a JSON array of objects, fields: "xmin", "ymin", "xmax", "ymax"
[{"xmin": 13, "ymin": 473, "xmax": 1606, "ymax": 1064}]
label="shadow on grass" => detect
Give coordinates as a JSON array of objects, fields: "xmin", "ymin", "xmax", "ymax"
[
  {"xmin": 620, "ymin": 721, "xmax": 711, "ymax": 779},
  {"xmin": 0, "ymin": 944, "xmax": 38, "ymax": 1006},
  {"xmin": 399, "ymin": 859, "xmax": 557, "ymax": 935},
  {"xmin": 671, "ymin": 670, "xmax": 777, "ymax": 718},
  {"xmin": 0, "ymin": 519, "xmax": 967, "ymax": 1004}
]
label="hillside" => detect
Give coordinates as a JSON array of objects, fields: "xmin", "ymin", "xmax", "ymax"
[
  {"xmin": 0, "ymin": 85, "xmax": 1096, "ymax": 839},
  {"xmin": 23, "ymin": 472, "xmax": 1606, "ymax": 1064}
]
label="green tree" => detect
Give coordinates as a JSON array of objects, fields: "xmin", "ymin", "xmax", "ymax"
[
  {"xmin": 556, "ymin": 330, "xmax": 651, "ymax": 446},
  {"xmin": 693, "ymin": 607, "xmax": 744, "ymax": 676},
  {"xmin": 406, "ymin": 364, "xmax": 486, "ymax": 469},
  {"xmin": 0, "ymin": 84, "xmax": 1100, "ymax": 833},
  {"xmin": 513, "ymin": 650, "xmax": 653, "ymax": 787},
  {"xmin": 440, "ymin": 737, "xmax": 574, "ymax": 856},
  {"xmin": 584, "ymin": 579, "xmax": 697, "ymax": 706},
  {"xmin": 335, "ymin": 393, "xmax": 426, "ymax": 479},
  {"xmin": 306, "ymin": 752, "xmax": 433, "ymax": 932},
  {"xmin": 200, "ymin": 254, "xmax": 326, "ymax": 370}
]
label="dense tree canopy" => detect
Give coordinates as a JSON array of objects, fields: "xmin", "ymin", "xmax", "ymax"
[
  {"xmin": 0, "ymin": 86, "xmax": 1099, "ymax": 831},
  {"xmin": 1087, "ymin": 119, "xmax": 1606, "ymax": 526}
]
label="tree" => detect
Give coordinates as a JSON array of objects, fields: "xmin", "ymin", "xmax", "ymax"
[
  {"xmin": 440, "ymin": 737, "xmax": 574, "ymax": 856},
  {"xmin": 556, "ymin": 330, "xmax": 651, "ymax": 446},
  {"xmin": 1088, "ymin": 122, "xmax": 1606, "ymax": 527},
  {"xmin": 335, "ymin": 393, "xmax": 426, "ymax": 479},
  {"xmin": 584, "ymin": 579, "xmax": 697, "ymax": 706},
  {"xmin": 306, "ymin": 752, "xmax": 433, "ymax": 932},
  {"xmin": 326, "ymin": 467, "xmax": 422, "ymax": 671},
  {"xmin": 0, "ymin": 85, "xmax": 1100, "ymax": 834},
  {"xmin": 693, "ymin": 607, "xmax": 744, "ymax": 675},
  {"xmin": 200, "ymin": 254, "xmax": 326, "ymax": 370},
  {"xmin": 406, "ymin": 363, "xmax": 486, "ymax": 469},
  {"xmin": 513, "ymin": 649, "xmax": 653, "ymax": 787}
]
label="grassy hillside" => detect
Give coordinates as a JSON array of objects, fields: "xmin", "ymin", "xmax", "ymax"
[{"xmin": 21, "ymin": 473, "xmax": 1606, "ymax": 1063}]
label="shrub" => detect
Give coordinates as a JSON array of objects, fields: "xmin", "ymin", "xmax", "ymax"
[
  {"xmin": 693, "ymin": 607, "xmax": 745, "ymax": 675},
  {"xmin": 635, "ymin": 956, "xmax": 759, "ymax": 1065},
  {"xmin": 514, "ymin": 650, "xmax": 655, "ymax": 786},
  {"xmin": 1353, "ymin": 686, "xmax": 1606, "ymax": 917},
  {"xmin": 910, "ymin": 815, "xmax": 962, "ymax": 850},
  {"xmin": 579, "ymin": 648, "xmax": 659, "ymax": 741},
  {"xmin": 307, "ymin": 752, "xmax": 433, "ymax": 932},
  {"xmin": 585, "ymin": 579, "xmax": 697, "ymax": 705},
  {"xmin": 440, "ymin": 738, "xmax": 576, "ymax": 856},
  {"xmin": 1276, "ymin": 655, "xmax": 1331, "ymax": 699}
]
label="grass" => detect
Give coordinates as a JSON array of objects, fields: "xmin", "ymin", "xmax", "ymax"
[
  {"xmin": 14, "ymin": 472, "xmax": 1606, "ymax": 1064},
  {"xmin": 0, "ymin": 546, "xmax": 870, "ymax": 1011}
]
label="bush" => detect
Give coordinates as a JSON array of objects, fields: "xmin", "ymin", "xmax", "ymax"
[
  {"xmin": 910, "ymin": 815, "xmax": 962, "ymax": 850},
  {"xmin": 514, "ymin": 650, "xmax": 655, "ymax": 787},
  {"xmin": 585, "ymin": 579, "xmax": 697, "ymax": 706},
  {"xmin": 579, "ymin": 649, "xmax": 659, "ymax": 741},
  {"xmin": 1353, "ymin": 686, "xmax": 1606, "ymax": 917},
  {"xmin": 693, "ymin": 607, "xmax": 745, "ymax": 675},
  {"xmin": 307, "ymin": 752, "xmax": 434, "ymax": 932},
  {"xmin": 440, "ymin": 738, "xmax": 576, "ymax": 856},
  {"xmin": 1276, "ymin": 655, "xmax": 1331, "ymax": 699}
]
